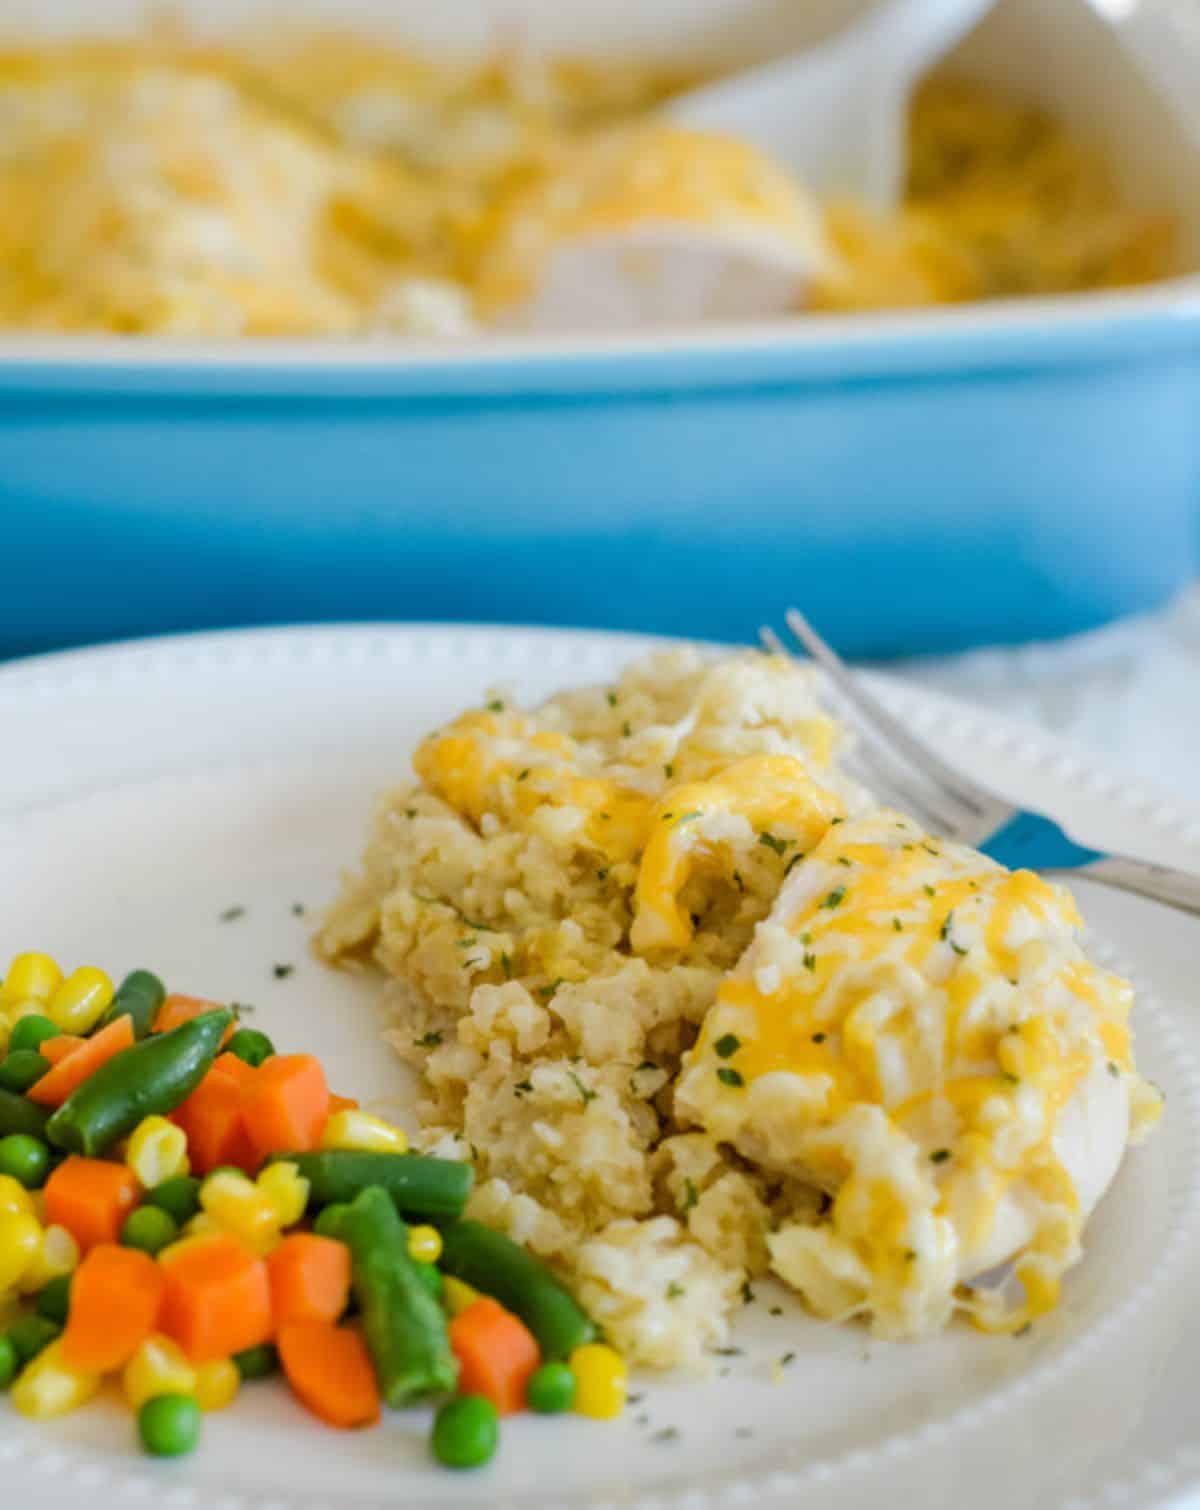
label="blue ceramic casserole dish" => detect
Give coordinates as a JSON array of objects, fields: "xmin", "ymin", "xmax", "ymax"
[{"xmin": 1, "ymin": 0, "xmax": 1198, "ymax": 658}]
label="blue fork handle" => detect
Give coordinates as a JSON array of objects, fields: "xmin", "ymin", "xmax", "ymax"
[{"xmin": 982, "ymin": 812, "xmax": 1200, "ymax": 918}]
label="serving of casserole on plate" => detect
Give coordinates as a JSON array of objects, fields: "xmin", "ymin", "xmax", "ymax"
[{"xmin": 0, "ymin": 622, "xmax": 1198, "ymax": 1510}]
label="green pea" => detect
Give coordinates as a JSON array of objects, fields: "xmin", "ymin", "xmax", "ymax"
[
  {"xmin": 225, "ymin": 1029, "xmax": 275, "ymax": 1068},
  {"xmin": 0, "ymin": 1333, "xmax": 17, "ymax": 1390},
  {"xmin": 525, "ymin": 1360, "xmax": 576, "ymax": 1414},
  {"xmin": 120, "ymin": 1204, "xmax": 179, "ymax": 1256},
  {"xmin": 7, "ymin": 1016, "xmax": 59, "ymax": 1056},
  {"xmin": 233, "ymin": 1343, "xmax": 278, "ymax": 1381},
  {"xmin": 7, "ymin": 1314, "xmax": 60, "ymax": 1366},
  {"xmin": 431, "ymin": 1395, "xmax": 499, "ymax": 1470},
  {"xmin": 0, "ymin": 1133, "xmax": 50, "ymax": 1189},
  {"xmin": 414, "ymin": 1260, "xmax": 443, "ymax": 1301},
  {"xmin": 145, "ymin": 1174, "xmax": 201, "ymax": 1226},
  {"xmin": 35, "ymin": 1273, "xmax": 73, "ymax": 1326},
  {"xmin": 0, "ymin": 1052, "xmax": 50, "ymax": 1095},
  {"xmin": 138, "ymin": 1393, "xmax": 202, "ymax": 1457}
]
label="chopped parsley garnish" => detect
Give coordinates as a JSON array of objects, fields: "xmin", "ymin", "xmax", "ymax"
[
  {"xmin": 732, "ymin": 870, "xmax": 745, "ymax": 892},
  {"xmin": 811, "ymin": 1031, "xmax": 826, "ymax": 1044},
  {"xmin": 405, "ymin": 807, "xmax": 417, "ymax": 818},
  {"xmin": 682, "ymin": 1177, "xmax": 699, "ymax": 1213},
  {"xmin": 939, "ymin": 913, "xmax": 953, "ymax": 940},
  {"xmin": 779, "ymin": 1352, "xmax": 796, "ymax": 1367},
  {"xmin": 414, "ymin": 1031, "xmax": 443, "ymax": 1049},
  {"xmin": 758, "ymin": 831, "xmax": 789, "ymax": 856},
  {"xmin": 536, "ymin": 978, "xmax": 566, "ymax": 1000},
  {"xmin": 607, "ymin": 691, "xmax": 618, "ymax": 707},
  {"xmin": 837, "ymin": 856, "xmax": 853, "ymax": 867},
  {"xmin": 892, "ymin": 917, "xmax": 903, "ymax": 932},
  {"xmin": 219, "ymin": 905, "xmax": 245, "ymax": 923},
  {"xmin": 596, "ymin": 867, "xmax": 609, "ymax": 881},
  {"xmin": 650, "ymin": 1427, "xmax": 680, "ymax": 1445},
  {"xmin": 1003, "ymin": 1071, "xmax": 1020, "ymax": 1085},
  {"xmin": 1108, "ymin": 1060, "xmax": 1121, "ymax": 1078},
  {"xmin": 664, "ymin": 763, "xmax": 675, "ymax": 779},
  {"xmin": 830, "ymin": 816, "xmax": 845, "ymax": 826},
  {"xmin": 637, "ymin": 1060, "xmax": 659, "ymax": 1074},
  {"xmin": 514, "ymin": 1079, "xmax": 533, "ymax": 1097},
  {"xmin": 272, "ymin": 963, "xmax": 294, "ymax": 979},
  {"xmin": 291, "ymin": 902, "xmax": 305, "ymax": 916},
  {"xmin": 821, "ymin": 887, "xmax": 846, "ymax": 909},
  {"xmin": 487, "ymin": 698, "xmax": 505, "ymax": 713},
  {"xmin": 741, "ymin": 1280, "xmax": 755, "ymax": 1304},
  {"xmin": 716, "ymin": 1067, "xmax": 745, "ymax": 1088},
  {"xmin": 922, "ymin": 842, "xmax": 940, "ymax": 856},
  {"xmin": 713, "ymin": 1033, "xmax": 741, "ymax": 1059},
  {"xmin": 803, "ymin": 952, "xmax": 816, "ymax": 972},
  {"xmin": 784, "ymin": 853, "xmax": 803, "ymax": 875},
  {"xmin": 674, "ymin": 810, "xmax": 702, "ymax": 826},
  {"xmin": 666, "ymin": 1281, "xmax": 686, "ymax": 1300},
  {"xmin": 904, "ymin": 1249, "xmax": 917, "ymax": 1262},
  {"xmin": 923, "ymin": 884, "xmax": 937, "ymax": 898},
  {"xmin": 622, "ymin": 721, "xmax": 632, "ymax": 737},
  {"xmin": 930, "ymin": 1148, "xmax": 951, "ymax": 1164},
  {"xmin": 769, "ymin": 1306, "xmax": 783, "ymax": 1317},
  {"xmin": 568, "ymin": 1071, "xmax": 597, "ymax": 1106},
  {"xmin": 517, "ymin": 768, "xmax": 530, "ymax": 782},
  {"xmin": 500, "ymin": 952, "xmax": 513, "ymax": 979},
  {"xmin": 1013, "ymin": 1323, "xmax": 1033, "ymax": 1339}
]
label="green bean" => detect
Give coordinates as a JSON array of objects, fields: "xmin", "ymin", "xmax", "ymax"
[
  {"xmin": 97, "ymin": 970, "xmax": 166, "ymax": 1039},
  {"xmin": 438, "ymin": 1221, "xmax": 596, "ymax": 1361},
  {"xmin": 270, "ymin": 1150, "xmax": 473, "ymax": 1221},
  {"xmin": 0, "ymin": 1088, "xmax": 49, "ymax": 1141},
  {"xmin": 46, "ymin": 1010, "xmax": 232, "ymax": 1157},
  {"xmin": 317, "ymin": 1186, "xmax": 457, "ymax": 1406}
]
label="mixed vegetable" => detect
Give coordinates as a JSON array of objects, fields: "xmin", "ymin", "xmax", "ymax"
[{"xmin": 0, "ymin": 953, "xmax": 626, "ymax": 1468}]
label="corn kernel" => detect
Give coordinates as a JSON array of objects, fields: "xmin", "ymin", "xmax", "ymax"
[
  {"xmin": 255, "ymin": 1161, "xmax": 309, "ymax": 1228},
  {"xmin": 0, "ymin": 1209, "xmax": 43, "ymax": 1293},
  {"xmin": 442, "ymin": 1276, "xmax": 480, "ymax": 1318},
  {"xmin": 569, "ymin": 1343, "xmax": 627, "ymax": 1419},
  {"xmin": 17, "ymin": 1224, "xmax": 78, "ymax": 1294},
  {"xmin": 123, "ymin": 1334, "xmax": 196, "ymax": 1411},
  {"xmin": 126, "ymin": 1116, "xmax": 190, "ymax": 1188},
  {"xmin": 12, "ymin": 1339, "xmax": 100, "ymax": 1418},
  {"xmin": 0, "ymin": 1175, "xmax": 35, "ymax": 1220},
  {"xmin": 1, "ymin": 952, "xmax": 63, "ymax": 1005},
  {"xmin": 48, "ymin": 966, "xmax": 114, "ymax": 1035},
  {"xmin": 200, "ymin": 1171, "xmax": 280, "ymax": 1255},
  {"xmin": 407, "ymin": 1224, "xmax": 443, "ymax": 1264},
  {"xmin": 194, "ymin": 1357, "xmax": 240, "ymax": 1412},
  {"xmin": 320, "ymin": 1109, "xmax": 408, "ymax": 1155}
]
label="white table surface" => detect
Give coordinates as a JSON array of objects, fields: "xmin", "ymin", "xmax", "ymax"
[{"xmin": 895, "ymin": 582, "xmax": 1200, "ymax": 807}]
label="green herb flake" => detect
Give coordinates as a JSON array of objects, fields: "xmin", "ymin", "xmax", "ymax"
[
  {"xmin": 732, "ymin": 870, "xmax": 745, "ymax": 892},
  {"xmin": 517, "ymin": 768, "xmax": 530, "ymax": 782},
  {"xmin": 666, "ymin": 1281, "xmax": 686, "ymax": 1300},
  {"xmin": 811, "ymin": 1031, "xmax": 826, "ymax": 1044},
  {"xmin": 500, "ymin": 952, "xmax": 513, "ymax": 979},
  {"xmin": 682, "ymin": 1177, "xmax": 699, "ymax": 1213},
  {"xmin": 537, "ymin": 978, "xmax": 567, "ymax": 1001},
  {"xmin": 930, "ymin": 1148, "xmax": 952, "ymax": 1164},
  {"xmin": 741, "ymin": 1280, "xmax": 755, "ymax": 1304},
  {"xmin": 784, "ymin": 853, "xmax": 804, "ymax": 875},
  {"xmin": 272, "ymin": 963, "xmax": 294, "ymax": 980},
  {"xmin": 820, "ymin": 887, "xmax": 846, "ymax": 910},
  {"xmin": 716, "ymin": 1067, "xmax": 745, "ymax": 1089},
  {"xmin": 569, "ymin": 1071, "xmax": 597, "ymax": 1106},
  {"xmin": 904, "ymin": 1249, "xmax": 917, "ymax": 1262},
  {"xmin": 803, "ymin": 953, "xmax": 817, "ymax": 972},
  {"xmin": 758, "ymin": 831, "xmax": 789, "ymax": 856},
  {"xmin": 664, "ymin": 763, "xmax": 675, "ymax": 780},
  {"xmin": 674, "ymin": 810, "xmax": 702, "ymax": 826},
  {"xmin": 779, "ymin": 1352, "xmax": 796, "ymax": 1367},
  {"xmin": 514, "ymin": 1079, "xmax": 534, "ymax": 1097},
  {"xmin": 414, "ymin": 1031, "xmax": 443, "ymax": 1049},
  {"xmin": 607, "ymin": 691, "xmax": 618, "ymax": 707},
  {"xmin": 837, "ymin": 856, "xmax": 853, "ymax": 867},
  {"xmin": 1108, "ymin": 1060, "xmax": 1121, "ymax": 1078},
  {"xmin": 596, "ymin": 867, "xmax": 609, "ymax": 882},
  {"xmin": 622, "ymin": 721, "xmax": 632, "ymax": 737},
  {"xmin": 487, "ymin": 698, "xmax": 505, "ymax": 713},
  {"xmin": 713, "ymin": 1033, "xmax": 741, "ymax": 1059},
  {"xmin": 220, "ymin": 904, "xmax": 246, "ymax": 923},
  {"xmin": 923, "ymin": 884, "xmax": 937, "ymax": 898},
  {"xmin": 892, "ymin": 917, "xmax": 903, "ymax": 932}
]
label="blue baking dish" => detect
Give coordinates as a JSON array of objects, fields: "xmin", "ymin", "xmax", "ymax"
[{"xmin": 1, "ymin": 0, "xmax": 1199, "ymax": 659}]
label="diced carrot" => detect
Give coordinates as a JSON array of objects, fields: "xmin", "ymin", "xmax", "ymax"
[
  {"xmin": 448, "ymin": 1297, "xmax": 540, "ymax": 1415},
  {"xmin": 171, "ymin": 1068, "xmax": 256, "ymax": 1175},
  {"xmin": 278, "ymin": 1320, "xmax": 380, "ymax": 1429},
  {"xmin": 267, "ymin": 1234, "xmax": 351, "ymax": 1329},
  {"xmin": 60, "ymin": 1243, "xmax": 164, "ymax": 1373},
  {"xmin": 44, "ymin": 1156, "xmax": 141, "ymax": 1252},
  {"xmin": 154, "ymin": 994, "xmax": 236, "ymax": 1045},
  {"xmin": 27, "ymin": 1016, "xmax": 135, "ymax": 1107},
  {"xmin": 328, "ymin": 1094, "xmax": 360, "ymax": 1115},
  {"xmin": 39, "ymin": 1034, "xmax": 85, "ymax": 1067},
  {"xmin": 159, "ymin": 1232, "xmax": 273, "ymax": 1363},
  {"xmin": 211, "ymin": 1052, "xmax": 257, "ymax": 1086},
  {"xmin": 241, "ymin": 1055, "xmax": 329, "ymax": 1163}
]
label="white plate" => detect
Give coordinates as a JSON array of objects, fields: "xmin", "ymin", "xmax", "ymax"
[{"xmin": 1, "ymin": 623, "xmax": 1200, "ymax": 1510}]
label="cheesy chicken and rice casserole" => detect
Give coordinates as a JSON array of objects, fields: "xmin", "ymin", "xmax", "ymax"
[
  {"xmin": 0, "ymin": 34, "xmax": 1175, "ymax": 336},
  {"xmin": 319, "ymin": 651, "xmax": 1161, "ymax": 1369}
]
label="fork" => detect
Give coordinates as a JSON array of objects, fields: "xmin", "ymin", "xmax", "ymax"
[{"xmin": 763, "ymin": 609, "xmax": 1200, "ymax": 917}]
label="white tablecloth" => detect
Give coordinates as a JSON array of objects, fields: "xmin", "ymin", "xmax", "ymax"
[{"xmin": 894, "ymin": 583, "xmax": 1200, "ymax": 804}]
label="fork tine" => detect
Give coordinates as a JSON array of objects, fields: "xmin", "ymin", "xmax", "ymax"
[
  {"xmin": 782, "ymin": 607, "xmax": 996, "ymax": 819},
  {"xmin": 760, "ymin": 623, "xmax": 971, "ymax": 835}
]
